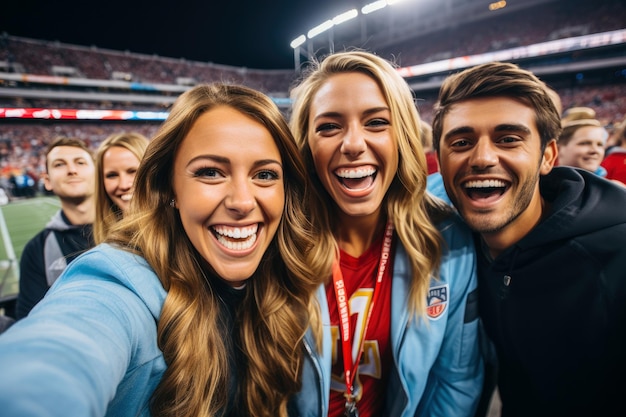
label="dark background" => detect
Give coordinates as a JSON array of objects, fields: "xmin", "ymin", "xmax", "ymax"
[{"xmin": 0, "ymin": 0, "xmax": 360, "ymax": 69}]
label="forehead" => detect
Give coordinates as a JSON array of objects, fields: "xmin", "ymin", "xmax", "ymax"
[
  {"xmin": 176, "ymin": 106, "xmax": 281, "ymax": 159},
  {"xmin": 443, "ymin": 97, "xmax": 537, "ymax": 132},
  {"xmin": 311, "ymin": 72, "xmax": 387, "ymax": 111},
  {"xmin": 103, "ymin": 146, "xmax": 139, "ymax": 161},
  {"xmin": 47, "ymin": 145, "xmax": 92, "ymax": 161},
  {"xmin": 570, "ymin": 125, "xmax": 606, "ymax": 138}
]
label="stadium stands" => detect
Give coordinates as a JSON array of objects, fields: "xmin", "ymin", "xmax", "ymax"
[{"xmin": 0, "ymin": 0, "xmax": 625, "ymax": 200}]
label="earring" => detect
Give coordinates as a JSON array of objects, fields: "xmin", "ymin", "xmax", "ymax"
[{"xmin": 169, "ymin": 199, "xmax": 176, "ymax": 208}]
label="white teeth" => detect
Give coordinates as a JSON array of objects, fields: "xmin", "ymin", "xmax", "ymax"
[
  {"xmin": 216, "ymin": 233, "xmax": 257, "ymax": 250},
  {"xmin": 212, "ymin": 224, "xmax": 259, "ymax": 251},
  {"xmin": 464, "ymin": 179, "xmax": 507, "ymax": 188},
  {"xmin": 212, "ymin": 224, "xmax": 258, "ymax": 238},
  {"xmin": 335, "ymin": 167, "xmax": 376, "ymax": 179},
  {"xmin": 120, "ymin": 194, "xmax": 132, "ymax": 201}
]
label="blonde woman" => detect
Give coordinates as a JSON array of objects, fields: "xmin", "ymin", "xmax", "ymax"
[
  {"xmin": 0, "ymin": 83, "xmax": 322, "ymax": 417},
  {"xmin": 93, "ymin": 131, "xmax": 149, "ymax": 244},
  {"xmin": 290, "ymin": 51, "xmax": 483, "ymax": 417}
]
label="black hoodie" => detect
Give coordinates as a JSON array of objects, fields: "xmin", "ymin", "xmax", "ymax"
[
  {"xmin": 478, "ymin": 167, "xmax": 626, "ymax": 417},
  {"xmin": 16, "ymin": 210, "xmax": 93, "ymax": 319}
]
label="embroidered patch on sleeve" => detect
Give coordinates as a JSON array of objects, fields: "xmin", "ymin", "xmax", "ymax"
[{"xmin": 426, "ymin": 284, "xmax": 449, "ymax": 320}]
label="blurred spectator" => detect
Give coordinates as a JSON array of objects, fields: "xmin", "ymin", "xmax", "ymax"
[
  {"xmin": 16, "ymin": 136, "xmax": 96, "ymax": 319},
  {"xmin": 93, "ymin": 131, "xmax": 149, "ymax": 244},
  {"xmin": 601, "ymin": 116, "xmax": 626, "ymax": 185},
  {"xmin": 9, "ymin": 169, "xmax": 36, "ymax": 198},
  {"xmin": 558, "ymin": 107, "xmax": 608, "ymax": 176},
  {"xmin": 420, "ymin": 120, "xmax": 439, "ymax": 174}
]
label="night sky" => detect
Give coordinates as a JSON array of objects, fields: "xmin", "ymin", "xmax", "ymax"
[{"xmin": 1, "ymin": 0, "xmax": 363, "ymax": 69}]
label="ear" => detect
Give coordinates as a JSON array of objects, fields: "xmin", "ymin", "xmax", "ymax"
[
  {"xmin": 42, "ymin": 173, "xmax": 53, "ymax": 191},
  {"xmin": 540, "ymin": 139, "xmax": 558, "ymax": 175}
]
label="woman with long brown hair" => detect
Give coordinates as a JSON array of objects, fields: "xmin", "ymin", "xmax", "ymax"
[{"xmin": 0, "ymin": 83, "xmax": 322, "ymax": 417}]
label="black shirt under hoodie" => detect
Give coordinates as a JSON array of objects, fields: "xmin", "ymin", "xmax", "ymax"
[{"xmin": 477, "ymin": 167, "xmax": 626, "ymax": 417}]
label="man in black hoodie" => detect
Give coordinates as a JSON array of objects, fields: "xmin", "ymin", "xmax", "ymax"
[
  {"xmin": 16, "ymin": 136, "xmax": 95, "ymax": 319},
  {"xmin": 429, "ymin": 62, "xmax": 626, "ymax": 417}
]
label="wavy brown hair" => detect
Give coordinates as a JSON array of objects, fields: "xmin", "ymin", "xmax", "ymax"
[
  {"xmin": 107, "ymin": 83, "xmax": 321, "ymax": 417},
  {"xmin": 431, "ymin": 61, "xmax": 562, "ymax": 154},
  {"xmin": 289, "ymin": 50, "xmax": 450, "ymax": 319},
  {"xmin": 93, "ymin": 131, "xmax": 149, "ymax": 244}
]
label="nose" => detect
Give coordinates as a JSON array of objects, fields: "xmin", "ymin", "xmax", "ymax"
[
  {"xmin": 590, "ymin": 143, "xmax": 604, "ymax": 155},
  {"xmin": 65, "ymin": 162, "xmax": 79, "ymax": 174},
  {"xmin": 224, "ymin": 180, "xmax": 256, "ymax": 215},
  {"xmin": 119, "ymin": 173, "xmax": 135, "ymax": 191},
  {"xmin": 469, "ymin": 138, "xmax": 498, "ymax": 170},
  {"xmin": 340, "ymin": 124, "xmax": 367, "ymax": 157}
]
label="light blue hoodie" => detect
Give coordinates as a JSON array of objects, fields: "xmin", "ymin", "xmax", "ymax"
[
  {"xmin": 0, "ymin": 244, "xmax": 166, "ymax": 416},
  {"xmin": 293, "ymin": 213, "xmax": 484, "ymax": 417}
]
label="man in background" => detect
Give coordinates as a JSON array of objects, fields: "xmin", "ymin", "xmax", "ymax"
[{"xmin": 16, "ymin": 136, "xmax": 95, "ymax": 319}]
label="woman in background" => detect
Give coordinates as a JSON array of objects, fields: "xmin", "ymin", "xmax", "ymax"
[{"xmin": 93, "ymin": 131, "xmax": 149, "ymax": 244}]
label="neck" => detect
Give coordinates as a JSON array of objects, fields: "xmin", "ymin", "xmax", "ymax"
[
  {"xmin": 482, "ymin": 193, "xmax": 548, "ymax": 259},
  {"xmin": 336, "ymin": 211, "xmax": 386, "ymax": 258},
  {"xmin": 61, "ymin": 196, "xmax": 95, "ymax": 225}
]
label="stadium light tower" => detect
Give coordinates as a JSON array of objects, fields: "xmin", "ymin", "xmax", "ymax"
[
  {"xmin": 290, "ymin": 35, "xmax": 306, "ymax": 70},
  {"xmin": 290, "ymin": 8, "xmax": 358, "ymax": 71},
  {"xmin": 290, "ymin": 1, "xmax": 413, "ymax": 70}
]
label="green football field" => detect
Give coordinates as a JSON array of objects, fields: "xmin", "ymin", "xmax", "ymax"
[{"xmin": 0, "ymin": 196, "xmax": 60, "ymax": 313}]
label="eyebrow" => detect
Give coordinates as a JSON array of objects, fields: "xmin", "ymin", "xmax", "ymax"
[
  {"xmin": 186, "ymin": 154, "xmax": 282, "ymax": 168},
  {"xmin": 494, "ymin": 124, "xmax": 532, "ymax": 135},
  {"xmin": 49, "ymin": 156, "xmax": 88, "ymax": 164},
  {"xmin": 312, "ymin": 106, "xmax": 390, "ymax": 123},
  {"xmin": 443, "ymin": 123, "xmax": 532, "ymax": 142}
]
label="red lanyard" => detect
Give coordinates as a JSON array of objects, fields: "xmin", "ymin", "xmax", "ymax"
[{"xmin": 331, "ymin": 221, "xmax": 394, "ymax": 408}]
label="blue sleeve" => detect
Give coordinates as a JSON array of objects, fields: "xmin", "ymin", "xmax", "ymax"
[
  {"xmin": 0, "ymin": 248, "xmax": 161, "ymax": 417},
  {"xmin": 416, "ymin": 217, "xmax": 484, "ymax": 417}
]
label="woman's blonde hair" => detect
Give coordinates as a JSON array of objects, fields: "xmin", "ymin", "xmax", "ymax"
[
  {"xmin": 93, "ymin": 131, "xmax": 149, "ymax": 244},
  {"xmin": 289, "ymin": 50, "xmax": 449, "ymax": 319},
  {"xmin": 107, "ymin": 83, "xmax": 321, "ymax": 417}
]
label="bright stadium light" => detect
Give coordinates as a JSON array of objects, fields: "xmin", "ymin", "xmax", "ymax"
[
  {"xmin": 362, "ymin": 0, "xmax": 387, "ymax": 15},
  {"xmin": 308, "ymin": 19, "xmax": 334, "ymax": 39},
  {"xmin": 332, "ymin": 9, "xmax": 358, "ymax": 25},
  {"xmin": 290, "ymin": 35, "xmax": 306, "ymax": 49}
]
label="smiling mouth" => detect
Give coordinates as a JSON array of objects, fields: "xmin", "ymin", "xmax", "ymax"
[
  {"xmin": 335, "ymin": 167, "xmax": 377, "ymax": 190},
  {"xmin": 463, "ymin": 179, "xmax": 508, "ymax": 200},
  {"xmin": 211, "ymin": 224, "xmax": 258, "ymax": 250}
]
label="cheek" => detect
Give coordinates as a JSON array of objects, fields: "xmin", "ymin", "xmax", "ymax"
[
  {"xmin": 265, "ymin": 188, "xmax": 286, "ymax": 221},
  {"xmin": 179, "ymin": 190, "xmax": 218, "ymax": 222},
  {"xmin": 103, "ymin": 179, "xmax": 117, "ymax": 195}
]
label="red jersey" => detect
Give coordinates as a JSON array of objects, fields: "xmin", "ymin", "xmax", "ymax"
[
  {"xmin": 601, "ymin": 149, "xmax": 626, "ymax": 185},
  {"xmin": 326, "ymin": 234, "xmax": 394, "ymax": 417}
]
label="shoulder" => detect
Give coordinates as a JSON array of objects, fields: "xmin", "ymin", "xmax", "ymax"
[
  {"xmin": 436, "ymin": 212, "xmax": 475, "ymax": 254},
  {"xmin": 426, "ymin": 172, "xmax": 450, "ymax": 204},
  {"xmin": 66, "ymin": 244, "xmax": 153, "ymax": 278},
  {"xmin": 21, "ymin": 228, "xmax": 52, "ymax": 253},
  {"xmin": 49, "ymin": 244, "xmax": 166, "ymax": 320}
]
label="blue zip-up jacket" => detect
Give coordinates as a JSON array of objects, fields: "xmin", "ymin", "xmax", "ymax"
[
  {"xmin": 292, "ymin": 213, "xmax": 484, "ymax": 417},
  {"xmin": 0, "ymin": 244, "xmax": 166, "ymax": 416}
]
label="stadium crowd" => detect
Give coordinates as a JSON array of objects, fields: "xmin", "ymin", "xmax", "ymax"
[{"xmin": 0, "ymin": 0, "xmax": 625, "ymax": 200}]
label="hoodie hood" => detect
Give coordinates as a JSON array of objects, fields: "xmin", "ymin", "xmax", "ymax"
[
  {"xmin": 45, "ymin": 210, "xmax": 85, "ymax": 232},
  {"xmin": 516, "ymin": 166, "xmax": 626, "ymax": 250}
]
